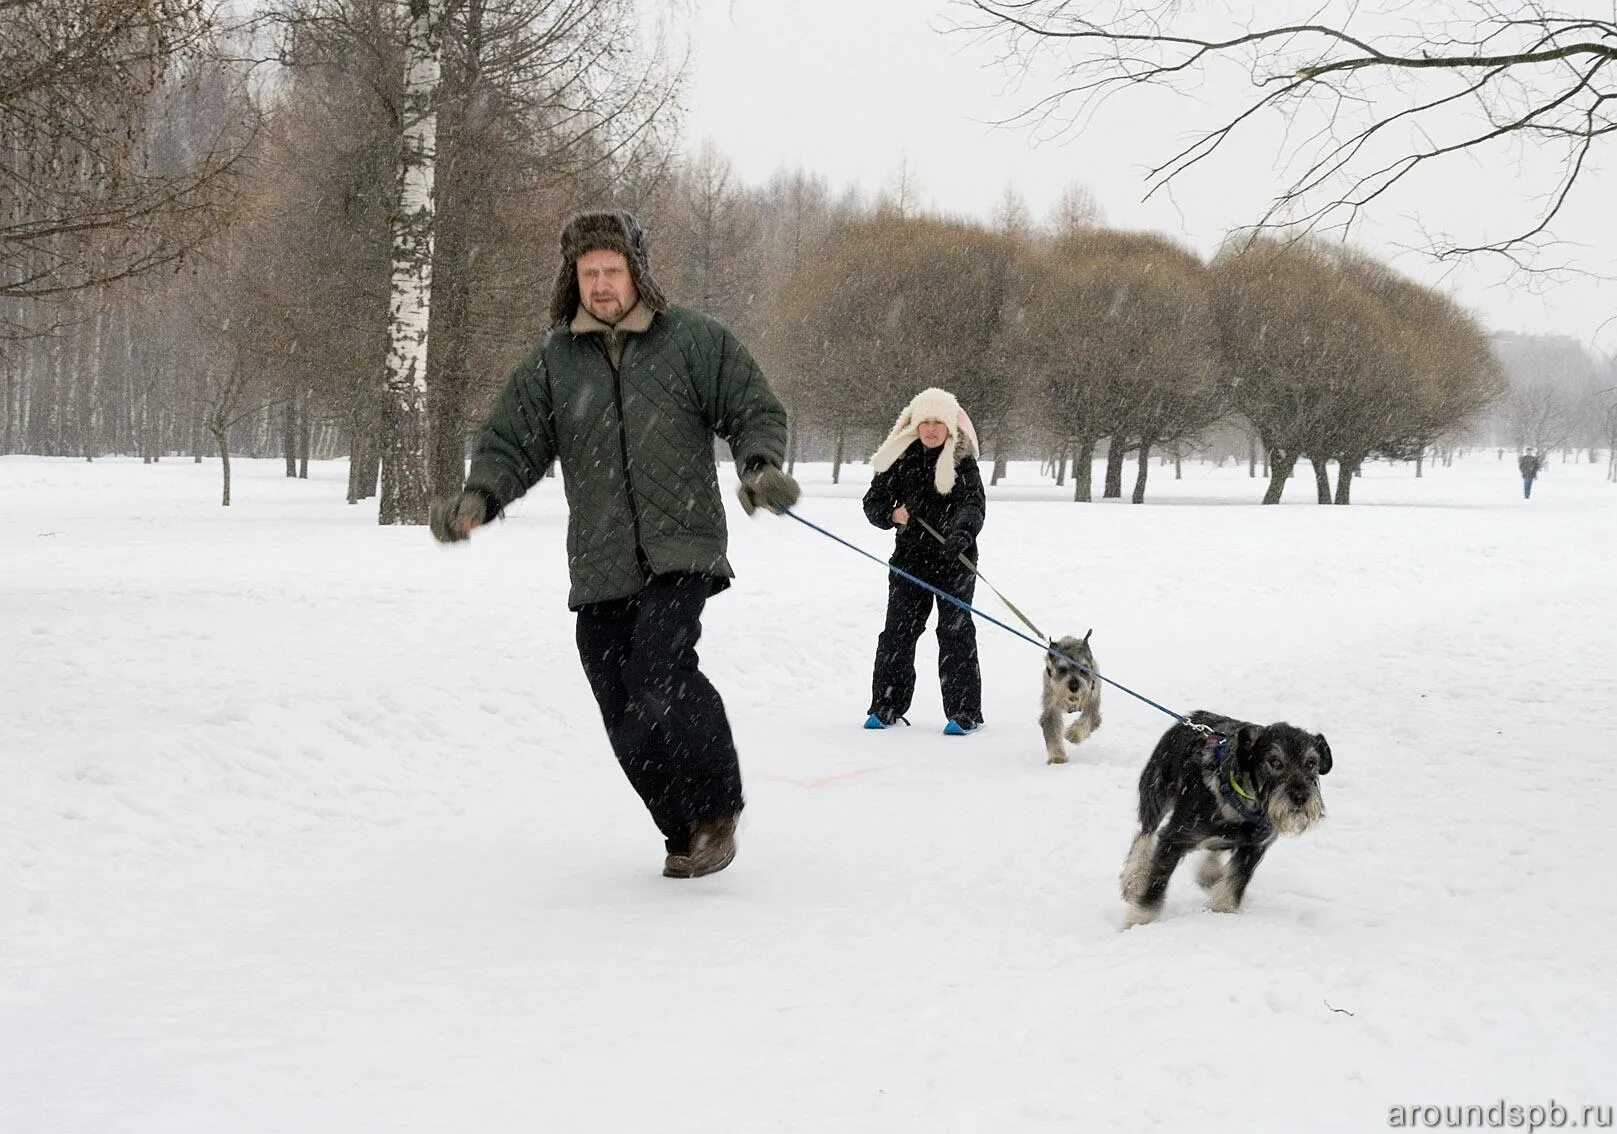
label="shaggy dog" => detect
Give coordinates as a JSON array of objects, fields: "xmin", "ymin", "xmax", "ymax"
[
  {"xmin": 1040, "ymin": 632, "xmax": 1102, "ymax": 764},
  {"xmin": 1120, "ymin": 710, "xmax": 1331, "ymax": 927}
]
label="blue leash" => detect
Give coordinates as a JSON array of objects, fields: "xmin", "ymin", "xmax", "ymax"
[{"xmin": 778, "ymin": 506, "xmax": 1195, "ymax": 728}]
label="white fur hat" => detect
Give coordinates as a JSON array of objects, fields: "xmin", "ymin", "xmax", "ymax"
[{"xmin": 870, "ymin": 387, "xmax": 980, "ymax": 495}]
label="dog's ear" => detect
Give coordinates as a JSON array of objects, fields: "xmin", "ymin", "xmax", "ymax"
[
  {"xmin": 1232, "ymin": 724, "xmax": 1266, "ymax": 776},
  {"xmin": 1314, "ymin": 733, "xmax": 1332, "ymax": 775},
  {"xmin": 1083, "ymin": 628, "xmax": 1093, "ymax": 644}
]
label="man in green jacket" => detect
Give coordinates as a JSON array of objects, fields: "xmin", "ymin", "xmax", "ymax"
[{"xmin": 430, "ymin": 211, "xmax": 800, "ymax": 879}]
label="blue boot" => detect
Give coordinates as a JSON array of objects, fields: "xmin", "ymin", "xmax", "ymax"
[
  {"xmin": 943, "ymin": 718, "xmax": 983, "ymax": 736},
  {"xmin": 865, "ymin": 713, "xmax": 910, "ymax": 730}
]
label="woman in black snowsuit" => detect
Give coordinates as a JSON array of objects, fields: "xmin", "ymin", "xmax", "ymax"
[{"xmin": 861, "ymin": 387, "xmax": 987, "ymax": 735}]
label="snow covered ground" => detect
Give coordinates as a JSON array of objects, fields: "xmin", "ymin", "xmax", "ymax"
[{"xmin": 3, "ymin": 452, "xmax": 1614, "ymax": 1133}]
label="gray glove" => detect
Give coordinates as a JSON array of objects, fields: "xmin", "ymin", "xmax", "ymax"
[
  {"xmin": 736, "ymin": 463, "xmax": 801, "ymax": 516},
  {"xmin": 429, "ymin": 489, "xmax": 492, "ymax": 543}
]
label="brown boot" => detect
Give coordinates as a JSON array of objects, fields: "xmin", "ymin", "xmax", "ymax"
[{"xmin": 662, "ymin": 815, "xmax": 738, "ymax": 879}]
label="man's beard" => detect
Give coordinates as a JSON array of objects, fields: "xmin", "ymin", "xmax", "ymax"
[{"xmin": 587, "ymin": 293, "xmax": 625, "ymax": 323}]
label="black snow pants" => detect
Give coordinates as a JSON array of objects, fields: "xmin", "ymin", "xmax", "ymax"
[
  {"xmin": 575, "ymin": 572, "xmax": 743, "ymax": 854},
  {"xmin": 868, "ymin": 565, "xmax": 983, "ymax": 726}
]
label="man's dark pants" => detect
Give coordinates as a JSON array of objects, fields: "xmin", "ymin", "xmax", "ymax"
[{"xmin": 575, "ymin": 572, "xmax": 743, "ymax": 854}]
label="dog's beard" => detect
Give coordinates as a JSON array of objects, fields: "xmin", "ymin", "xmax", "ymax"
[{"xmin": 1266, "ymin": 789, "xmax": 1325, "ymax": 836}]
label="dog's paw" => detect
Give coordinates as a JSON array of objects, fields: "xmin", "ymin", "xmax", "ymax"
[
  {"xmin": 1122, "ymin": 903, "xmax": 1159, "ymax": 929},
  {"xmin": 1046, "ymin": 752, "xmax": 1068, "ymax": 765},
  {"xmin": 1194, "ymin": 851, "xmax": 1225, "ymax": 891},
  {"xmin": 1207, "ymin": 877, "xmax": 1243, "ymax": 914},
  {"xmin": 1063, "ymin": 720, "xmax": 1093, "ymax": 745}
]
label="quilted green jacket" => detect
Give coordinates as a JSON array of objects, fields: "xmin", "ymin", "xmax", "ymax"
[{"xmin": 465, "ymin": 305, "xmax": 789, "ymax": 608}]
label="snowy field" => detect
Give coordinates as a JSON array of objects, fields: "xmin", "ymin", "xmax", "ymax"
[{"xmin": 3, "ymin": 452, "xmax": 1614, "ymax": 1133}]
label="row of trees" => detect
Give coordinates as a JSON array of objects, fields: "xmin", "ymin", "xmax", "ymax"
[
  {"xmin": 764, "ymin": 215, "xmax": 1505, "ymax": 504},
  {"xmin": 0, "ymin": 0, "xmax": 1542, "ymax": 507},
  {"xmin": 1, "ymin": 0, "xmax": 252, "ymax": 485},
  {"xmin": 1487, "ymin": 333, "xmax": 1615, "ymax": 464},
  {"xmin": 3, "ymin": 0, "xmax": 681, "ymax": 506}
]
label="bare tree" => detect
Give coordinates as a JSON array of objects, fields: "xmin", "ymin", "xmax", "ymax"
[
  {"xmin": 652, "ymin": 142, "xmax": 764, "ymax": 336},
  {"xmin": 264, "ymin": 0, "xmax": 684, "ymax": 512},
  {"xmin": 374, "ymin": 0, "xmax": 446, "ymax": 526},
  {"xmin": 992, "ymin": 183, "xmax": 1032, "ymax": 239},
  {"xmin": 178, "ymin": 239, "xmax": 277, "ymax": 505},
  {"xmin": 2, "ymin": 1, "xmax": 247, "ymax": 303},
  {"xmin": 878, "ymin": 154, "xmax": 923, "ymax": 220},
  {"xmin": 766, "ymin": 218, "xmax": 888, "ymax": 481},
  {"xmin": 767, "ymin": 214, "xmax": 1018, "ymax": 480},
  {"xmin": 1213, "ymin": 237, "xmax": 1502, "ymax": 503},
  {"xmin": 749, "ymin": 166, "xmax": 837, "ymax": 471},
  {"xmin": 3, "ymin": 36, "xmax": 256, "ymax": 459},
  {"xmin": 757, "ymin": 167, "xmax": 833, "ymax": 281},
  {"xmin": 1491, "ymin": 331, "xmax": 1599, "ymax": 453},
  {"xmin": 962, "ymin": 2, "xmax": 1616, "ymax": 262},
  {"xmin": 1505, "ymin": 381, "xmax": 1578, "ymax": 454},
  {"xmin": 1043, "ymin": 181, "xmax": 1101, "ymax": 240},
  {"xmin": 1338, "ymin": 258, "xmax": 1504, "ymax": 501},
  {"xmin": 1601, "ymin": 386, "xmax": 1617, "ymax": 482},
  {"xmin": 1015, "ymin": 229, "xmax": 1211, "ymax": 501},
  {"xmin": 1212, "ymin": 239, "xmax": 1386, "ymax": 503}
]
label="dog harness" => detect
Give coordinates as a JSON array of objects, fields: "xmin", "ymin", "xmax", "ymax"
[{"xmin": 1205, "ymin": 732, "xmax": 1270, "ymax": 831}]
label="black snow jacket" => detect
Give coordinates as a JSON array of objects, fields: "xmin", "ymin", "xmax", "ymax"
[{"xmin": 862, "ymin": 438, "xmax": 986, "ymax": 580}]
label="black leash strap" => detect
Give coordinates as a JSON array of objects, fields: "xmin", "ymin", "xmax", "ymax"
[
  {"xmin": 780, "ymin": 506, "xmax": 1194, "ymax": 727},
  {"xmin": 911, "ymin": 514, "xmax": 1048, "ymax": 642}
]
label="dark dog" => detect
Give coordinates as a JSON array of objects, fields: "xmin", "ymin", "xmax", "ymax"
[
  {"xmin": 1120, "ymin": 710, "xmax": 1331, "ymax": 927},
  {"xmin": 1040, "ymin": 631, "xmax": 1101, "ymax": 764}
]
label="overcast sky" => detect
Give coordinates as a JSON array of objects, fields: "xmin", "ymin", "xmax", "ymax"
[{"xmin": 679, "ymin": 0, "xmax": 1615, "ymax": 354}]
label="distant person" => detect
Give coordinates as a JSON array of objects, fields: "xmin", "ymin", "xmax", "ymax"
[
  {"xmin": 1518, "ymin": 451, "xmax": 1542, "ymax": 499},
  {"xmin": 429, "ymin": 210, "xmax": 799, "ymax": 880},
  {"xmin": 861, "ymin": 387, "xmax": 986, "ymax": 735}
]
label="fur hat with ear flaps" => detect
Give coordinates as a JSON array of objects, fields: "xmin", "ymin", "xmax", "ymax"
[
  {"xmin": 870, "ymin": 387, "xmax": 981, "ymax": 495},
  {"xmin": 549, "ymin": 210, "xmax": 669, "ymax": 326}
]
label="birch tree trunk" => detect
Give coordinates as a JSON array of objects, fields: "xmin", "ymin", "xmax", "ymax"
[
  {"xmin": 79, "ymin": 304, "xmax": 103, "ymax": 460},
  {"xmin": 378, "ymin": 0, "xmax": 446, "ymax": 526},
  {"xmin": 49, "ymin": 330, "xmax": 67, "ymax": 455}
]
